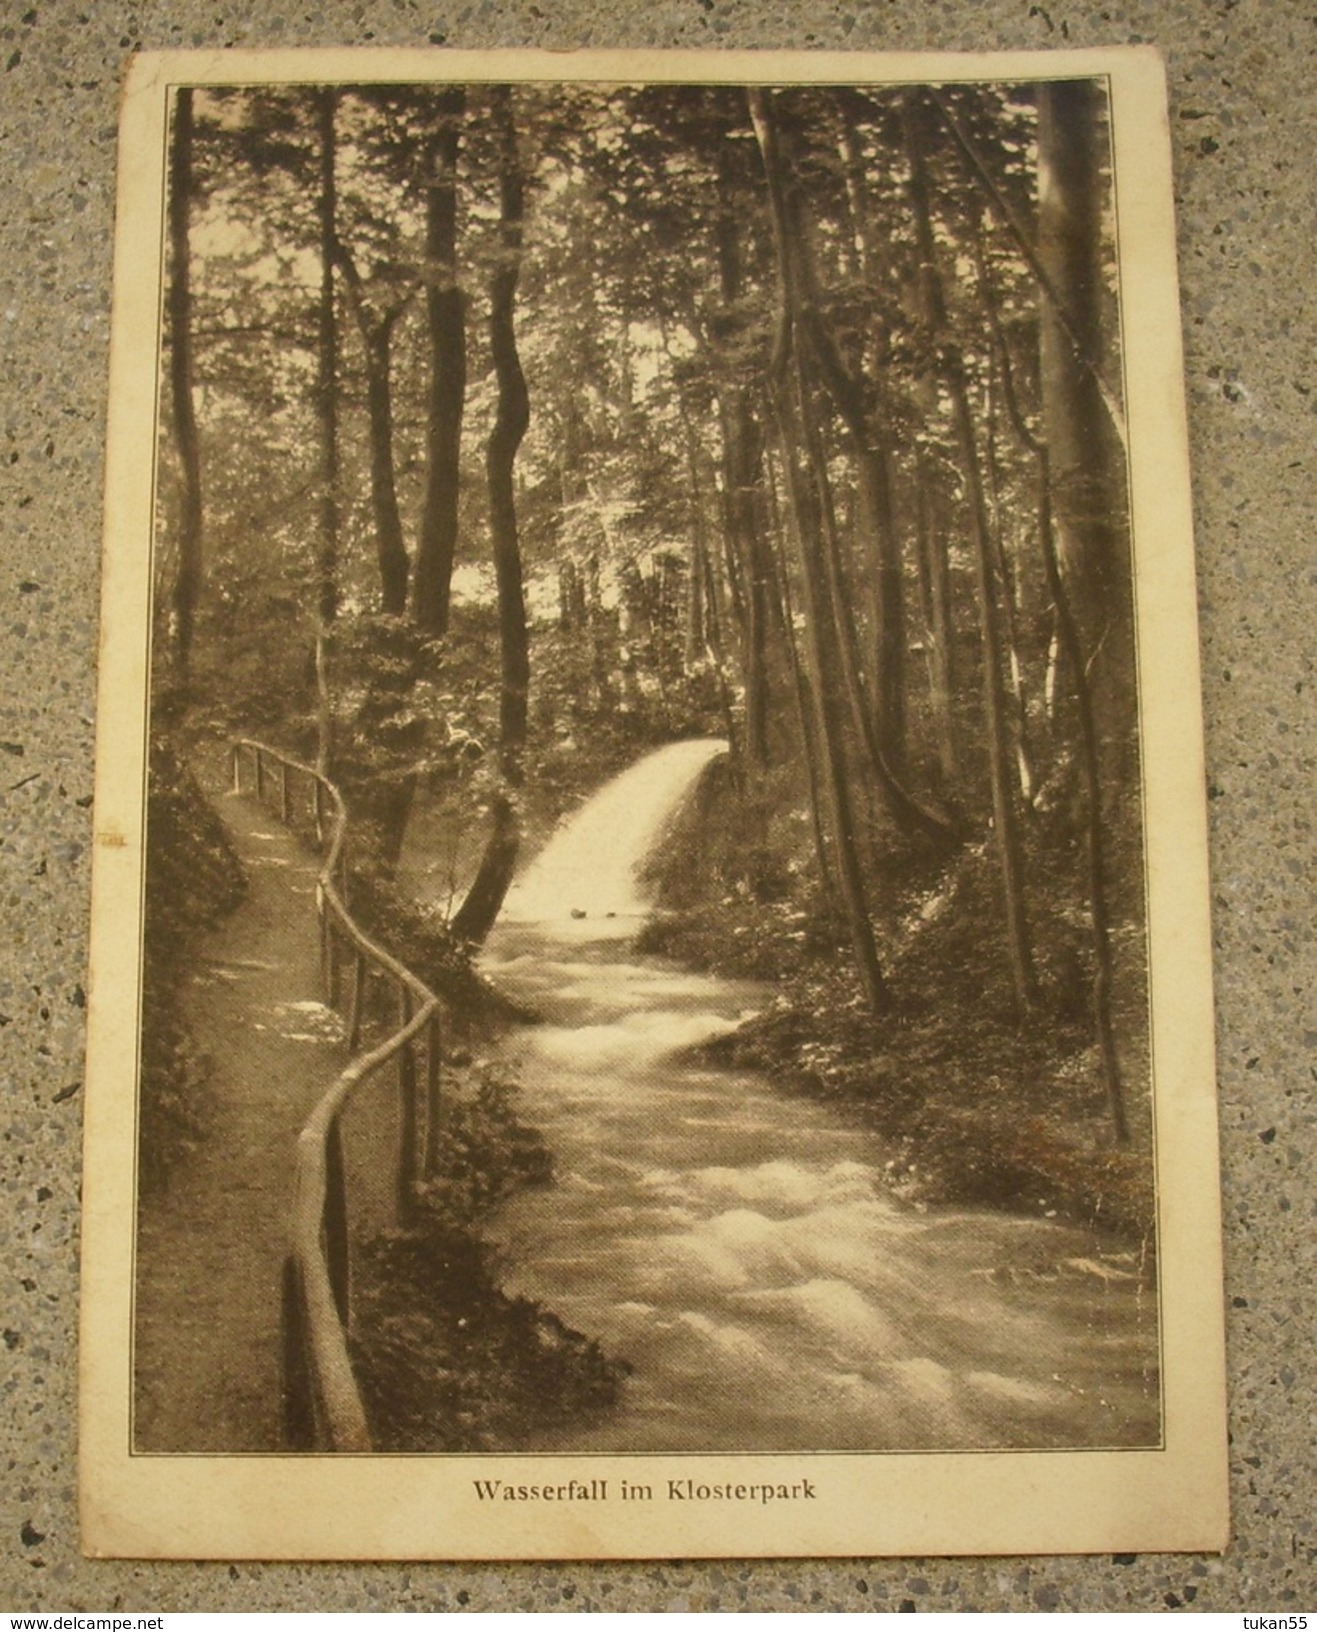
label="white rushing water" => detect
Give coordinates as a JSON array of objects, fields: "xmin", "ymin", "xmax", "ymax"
[
  {"xmin": 499, "ymin": 736, "xmax": 728, "ymax": 933},
  {"xmin": 477, "ymin": 741, "xmax": 1160, "ymax": 1453}
]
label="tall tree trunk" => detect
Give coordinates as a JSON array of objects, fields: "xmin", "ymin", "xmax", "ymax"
[
  {"xmin": 315, "ymin": 90, "xmax": 340, "ymax": 631},
  {"xmin": 983, "ymin": 358, "xmax": 1035, "ymax": 805},
  {"xmin": 749, "ymin": 87, "xmax": 890, "ymax": 1016},
  {"xmin": 838, "ymin": 104, "xmax": 914, "ymax": 774},
  {"xmin": 914, "ymin": 457, "xmax": 959, "ymax": 788},
  {"xmin": 721, "ymin": 397, "xmax": 772, "ymax": 764},
  {"xmin": 785, "ymin": 105, "xmax": 911, "ymax": 779},
  {"xmin": 363, "ymin": 317, "xmax": 409, "ymax": 616},
  {"xmin": 1037, "ymin": 446, "xmax": 1128, "ymax": 1140},
  {"xmin": 953, "ymin": 383, "xmax": 1040, "ymax": 1019},
  {"xmin": 712, "ymin": 169, "xmax": 773, "ymax": 767},
  {"xmin": 986, "ymin": 247, "xmax": 1130, "ymax": 1142},
  {"xmin": 683, "ymin": 443, "xmax": 707, "ymax": 673},
  {"xmin": 774, "ymin": 363, "xmax": 890, "ymax": 1014},
  {"xmin": 168, "ymin": 88, "xmax": 203, "ymax": 691},
  {"xmin": 451, "ymin": 87, "xmax": 530, "ymax": 946},
  {"xmin": 659, "ymin": 323, "xmax": 711, "ymax": 677},
  {"xmin": 686, "ymin": 448, "xmax": 740, "ymax": 758},
  {"xmin": 1036, "ymin": 80, "xmax": 1136, "ymax": 797},
  {"xmin": 674, "ymin": 398, "xmax": 711, "ymax": 673},
  {"xmin": 764, "ymin": 444, "xmax": 842, "ymax": 916},
  {"xmin": 904, "ymin": 88, "xmax": 1038, "ymax": 1017},
  {"xmin": 335, "ymin": 246, "xmax": 410, "ymax": 616},
  {"xmin": 855, "ymin": 444, "xmax": 907, "ymax": 776},
  {"xmin": 929, "ymin": 85, "xmax": 1127, "ymax": 451},
  {"xmin": 314, "ymin": 89, "xmax": 340, "ymax": 772},
  {"xmin": 413, "ymin": 86, "xmax": 467, "ymax": 635},
  {"xmin": 714, "ymin": 426, "xmax": 749, "ymax": 640},
  {"xmin": 753, "ymin": 88, "xmax": 957, "ymax": 850}
]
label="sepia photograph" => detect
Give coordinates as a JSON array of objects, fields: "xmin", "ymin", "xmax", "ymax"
[{"xmin": 80, "ymin": 46, "xmax": 1225, "ymax": 1559}]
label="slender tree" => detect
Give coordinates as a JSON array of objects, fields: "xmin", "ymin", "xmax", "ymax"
[
  {"xmin": 756, "ymin": 89, "xmax": 958, "ymax": 851},
  {"xmin": 812, "ymin": 100, "xmax": 911, "ymax": 777},
  {"xmin": 912, "ymin": 455, "xmax": 960, "ymax": 788},
  {"xmin": 314, "ymin": 89, "xmax": 341, "ymax": 632},
  {"xmin": 413, "ymin": 86, "xmax": 468, "ymax": 635},
  {"xmin": 451, "ymin": 86, "xmax": 531, "ymax": 945},
  {"xmin": 904, "ymin": 87, "xmax": 1038, "ymax": 1016},
  {"xmin": 334, "ymin": 239, "xmax": 412, "ymax": 616},
  {"xmin": 750, "ymin": 86, "xmax": 890, "ymax": 1015},
  {"xmin": 1035, "ymin": 80, "xmax": 1135, "ymax": 791},
  {"xmin": 168, "ymin": 88, "xmax": 204, "ymax": 691},
  {"xmin": 711, "ymin": 150, "xmax": 774, "ymax": 767},
  {"xmin": 984, "ymin": 233, "xmax": 1130, "ymax": 1141},
  {"xmin": 313, "ymin": 88, "xmax": 341, "ymax": 771}
]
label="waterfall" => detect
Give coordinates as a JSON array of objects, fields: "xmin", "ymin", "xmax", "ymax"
[
  {"xmin": 498, "ymin": 737, "xmax": 726, "ymax": 932},
  {"xmin": 476, "ymin": 733, "xmax": 1160, "ymax": 1453}
]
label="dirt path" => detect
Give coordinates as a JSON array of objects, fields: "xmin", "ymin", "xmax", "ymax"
[{"xmin": 133, "ymin": 787, "xmax": 347, "ymax": 1452}]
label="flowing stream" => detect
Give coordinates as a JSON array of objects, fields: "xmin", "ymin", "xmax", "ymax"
[{"xmin": 474, "ymin": 739, "xmax": 1160, "ymax": 1453}]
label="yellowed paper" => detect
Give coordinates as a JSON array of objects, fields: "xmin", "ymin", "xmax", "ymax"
[{"xmin": 80, "ymin": 45, "xmax": 1226, "ymax": 1559}]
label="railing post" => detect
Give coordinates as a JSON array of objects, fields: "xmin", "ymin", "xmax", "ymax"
[
  {"xmin": 397, "ymin": 984, "xmax": 418, "ymax": 1223},
  {"xmin": 348, "ymin": 950, "xmax": 367, "ymax": 1052},
  {"xmin": 281, "ymin": 1254, "xmax": 316, "ymax": 1451},
  {"xmin": 324, "ymin": 1118, "xmax": 351, "ymax": 1332},
  {"xmin": 254, "ymin": 747, "xmax": 265, "ymax": 802},
  {"xmin": 279, "ymin": 759, "xmax": 290, "ymax": 823},
  {"xmin": 313, "ymin": 778, "xmax": 325, "ymax": 849},
  {"xmin": 326, "ymin": 919, "xmax": 341, "ymax": 1009},
  {"xmin": 231, "ymin": 743, "xmax": 242, "ymax": 795},
  {"xmin": 424, "ymin": 1011, "xmax": 442, "ymax": 1179}
]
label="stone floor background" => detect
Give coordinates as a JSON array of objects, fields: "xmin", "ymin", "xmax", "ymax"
[{"xmin": 1, "ymin": 0, "xmax": 1312, "ymax": 1612}]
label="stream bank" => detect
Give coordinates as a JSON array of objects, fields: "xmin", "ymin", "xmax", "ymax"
[
  {"xmin": 347, "ymin": 1068, "xmax": 625, "ymax": 1452},
  {"xmin": 636, "ymin": 756, "xmax": 1156, "ymax": 1244},
  {"xmin": 357, "ymin": 737, "xmax": 1159, "ymax": 1452}
]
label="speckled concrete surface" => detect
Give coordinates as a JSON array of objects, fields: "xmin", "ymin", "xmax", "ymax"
[{"xmin": 1, "ymin": 0, "xmax": 1312, "ymax": 1612}]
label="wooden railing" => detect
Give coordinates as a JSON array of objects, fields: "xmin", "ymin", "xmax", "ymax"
[{"xmin": 231, "ymin": 739, "xmax": 445, "ymax": 1453}]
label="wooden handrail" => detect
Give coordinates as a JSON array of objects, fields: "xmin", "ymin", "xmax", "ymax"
[{"xmin": 231, "ymin": 739, "xmax": 444, "ymax": 1453}]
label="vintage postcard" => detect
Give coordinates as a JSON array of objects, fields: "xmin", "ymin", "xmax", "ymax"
[{"xmin": 80, "ymin": 45, "xmax": 1226, "ymax": 1558}]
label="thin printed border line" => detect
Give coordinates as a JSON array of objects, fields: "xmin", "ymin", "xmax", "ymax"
[{"xmin": 126, "ymin": 63, "xmax": 1166, "ymax": 1462}]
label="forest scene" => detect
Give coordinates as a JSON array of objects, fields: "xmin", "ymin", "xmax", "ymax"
[{"xmin": 134, "ymin": 72, "xmax": 1161, "ymax": 1457}]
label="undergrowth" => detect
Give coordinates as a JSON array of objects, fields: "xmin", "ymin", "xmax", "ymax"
[
  {"xmin": 350, "ymin": 869, "xmax": 530, "ymax": 1034},
  {"xmin": 350, "ymin": 1070, "xmax": 623, "ymax": 1450},
  {"xmin": 139, "ymin": 732, "xmax": 247, "ymax": 1192},
  {"xmin": 641, "ymin": 756, "xmax": 1156, "ymax": 1243}
]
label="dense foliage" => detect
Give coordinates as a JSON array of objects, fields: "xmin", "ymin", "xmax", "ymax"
[{"xmin": 152, "ymin": 74, "xmax": 1148, "ymax": 1210}]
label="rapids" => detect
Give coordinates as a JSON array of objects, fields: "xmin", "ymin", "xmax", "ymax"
[{"xmin": 471, "ymin": 739, "xmax": 1160, "ymax": 1452}]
